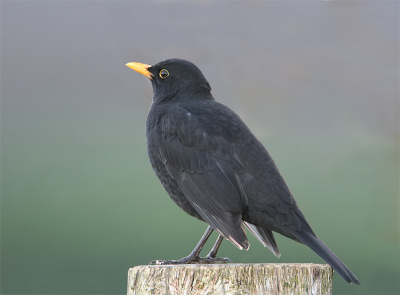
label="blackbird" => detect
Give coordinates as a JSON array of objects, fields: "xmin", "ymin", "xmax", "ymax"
[{"xmin": 126, "ymin": 58, "xmax": 360, "ymax": 284}]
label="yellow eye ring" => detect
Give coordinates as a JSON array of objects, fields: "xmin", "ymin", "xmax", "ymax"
[{"xmin": 159, "ymin": 69, "xmax": 169, "ymax": 79}]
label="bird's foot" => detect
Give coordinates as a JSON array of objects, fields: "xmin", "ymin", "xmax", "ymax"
[
  {"xmin": 149, "ymin": 255, "xmax": 232, "ymax": 265},
  {"xmin": 203, "ymin": 255, "xmax": 232, "ymax": 264},
  {"xmin": 149, "ymin": 253, "xmax": 200, "ymax": 265}
]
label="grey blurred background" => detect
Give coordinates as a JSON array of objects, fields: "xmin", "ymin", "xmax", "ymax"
[{"xmin": 1, "ymin": 1, "xmax": 398, "ymax": 294}]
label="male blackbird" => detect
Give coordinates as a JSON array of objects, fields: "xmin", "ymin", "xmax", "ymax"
[{"xmin": 126, "ymin": 58, "xmax": 360, "ymax": 284}]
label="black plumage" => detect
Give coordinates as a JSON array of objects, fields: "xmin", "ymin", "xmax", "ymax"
[{"xmin": 126, "ymin": 58, "xmax": 360, "ymax": 285}]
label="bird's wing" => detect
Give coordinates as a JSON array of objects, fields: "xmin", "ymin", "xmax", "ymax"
[{"xmin": 156, "ymin": 108, "xmax": 249, "ymax": 250}]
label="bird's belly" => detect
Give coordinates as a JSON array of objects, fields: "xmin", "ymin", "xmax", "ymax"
[{"xmin": 147, "ymin": 140, "xmax": 204, "ymax": 221}]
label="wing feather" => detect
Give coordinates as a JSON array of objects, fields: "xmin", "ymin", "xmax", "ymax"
[{"xmin": 157, "ymin": 109, "xmax": 249, "ymax": 249}]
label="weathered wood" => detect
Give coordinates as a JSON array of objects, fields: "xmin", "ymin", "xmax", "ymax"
[{"xmin": 127, "ymin": 263, "xmax": 333, "ymax": 295}]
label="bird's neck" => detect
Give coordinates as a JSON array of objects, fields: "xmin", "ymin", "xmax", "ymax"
[{"xmin": 153, "ymin": 87, "xmax": 214, "ymax": 104}]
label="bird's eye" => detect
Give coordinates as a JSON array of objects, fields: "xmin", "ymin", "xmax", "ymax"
[{"xmin": 159, "ymin": 69, "xmax": 169, "ymax": 79}]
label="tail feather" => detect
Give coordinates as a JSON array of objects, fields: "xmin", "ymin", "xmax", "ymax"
[
  {"xmin": 244, "ymin": 222, "xmax": 281, "ymax": 257},
  {"xmin": 290, "ymin": 229, "xmax": 360, "ymax": 285}
]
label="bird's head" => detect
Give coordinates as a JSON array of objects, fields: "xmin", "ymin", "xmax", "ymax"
[{"xmin": 126, "ymin": 58, "xmax": 212, "ymax": 102}]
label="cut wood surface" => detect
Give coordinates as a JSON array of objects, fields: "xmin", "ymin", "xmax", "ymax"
[{"xmin": 128, "ymin": 263, "xmax": 333, "ymax": 295}]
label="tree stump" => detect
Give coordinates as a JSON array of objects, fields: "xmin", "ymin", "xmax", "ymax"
[{"xmin": 127, "ymin": 263, "xmax": 333, "ymax": 295}]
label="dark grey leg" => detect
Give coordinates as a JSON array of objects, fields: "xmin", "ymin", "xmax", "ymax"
[
  {"xmin": 149, "ymin": 226, "xmax": 214, "ymax": 265},
  {"xmin": 206, "ymin": 234, "xmax": 224, "ymax": 258},
  {"xmin": 149, "ymin": 226, "xmax": 232, "ymax": 265},
  {"xmin": 206, "ymin": 234, "xmax": 232, "ymax": 263}
]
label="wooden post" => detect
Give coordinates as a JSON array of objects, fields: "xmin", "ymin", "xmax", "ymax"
[{"xmin": 127, "ymin": 263, "xmax": 333, "ymax": 295}]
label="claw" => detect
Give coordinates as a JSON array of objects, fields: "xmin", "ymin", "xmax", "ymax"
[
  {"xmin": 147, "ymin": 227, "xmax": 232, "ymax": 266},
  {"xmin": 205, "ymin": 255, "xmax": 232, "ymax": 264},
  {"xmin": 149, "ymin": 260, "xmax": 164, "ymax": 265},
  {"xmin": 149, "ymin": 255, "xmax": 232, "ymax": 265}
]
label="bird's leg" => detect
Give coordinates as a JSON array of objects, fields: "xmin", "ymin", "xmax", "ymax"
[
  {"xmin": 205, "ymin": 234, "xmax": 232, "ymax": 263},
  {"xmin": 149, "ymin": 226, "xmax": 214, "ymax": 265},
  {"xmin": 206, "ymin": 234, "xmax": 223, "ymax": 258}
]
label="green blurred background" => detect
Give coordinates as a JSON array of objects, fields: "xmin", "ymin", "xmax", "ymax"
[{"xmin": 1, "ymin": 1, "xmax": 399, "ymax": 294}]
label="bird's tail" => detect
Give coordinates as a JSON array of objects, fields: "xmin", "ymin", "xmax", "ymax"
[
  {"xmin": 244, "ymin": 222, "xmax": 281, "ymax": 257},
  {"xmin": 289, "ymin": 229, "xmax": 360, "ymax": 285}
]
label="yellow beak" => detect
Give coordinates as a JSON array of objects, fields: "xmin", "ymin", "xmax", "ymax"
[{"xmin": 126, "ymin": 62, "xmax": 153, "ymax": 79}]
